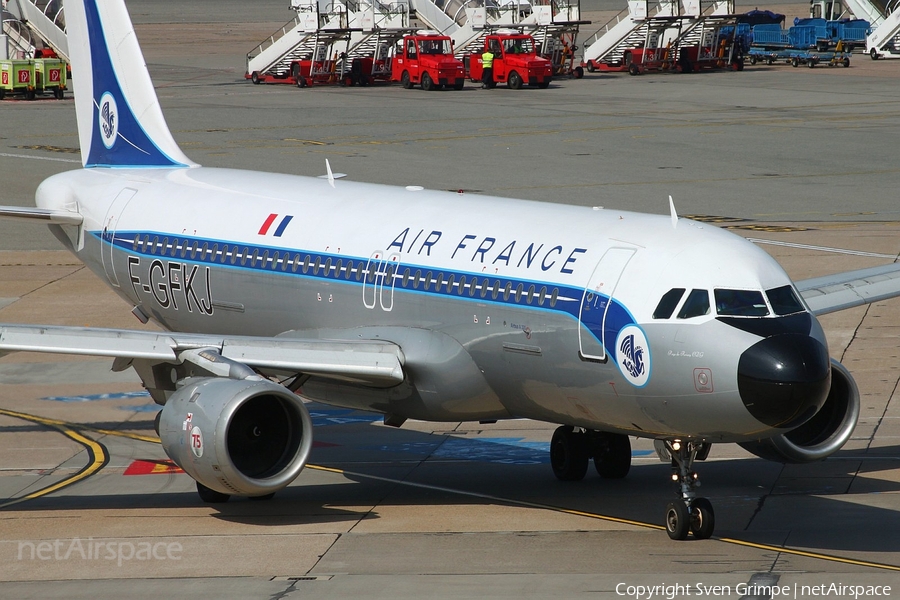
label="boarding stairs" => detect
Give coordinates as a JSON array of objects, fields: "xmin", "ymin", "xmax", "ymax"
[
  {"xmin": 3, "ymin": 0, "xmax": 67, "ymax": 59},
  {"xmin": 867, "ymin": 5, "xmax": 900, "ymax": 55},
  {"xmin": 2, "ymin": 14, "xmax": 35, "ymax": 58}
]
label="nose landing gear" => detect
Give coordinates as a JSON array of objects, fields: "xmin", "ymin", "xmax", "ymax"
[{"xmin": 661, "ymin": 439, "xmax": 714, "ymax": 540}]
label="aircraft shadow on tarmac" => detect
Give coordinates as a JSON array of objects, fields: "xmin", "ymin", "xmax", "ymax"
[{"xmin": 4, "ymin": 403, "xmax": 900, "ymax": 556}]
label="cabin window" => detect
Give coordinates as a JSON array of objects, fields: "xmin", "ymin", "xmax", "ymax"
[
  {"xmin": 677, "ymin": 289, "xmax": 710, "ymax": 319},
  {"xmin": 766, "ymin": 285, "xmax": 805, "ymax": 316},
  {"xmin": 503, "ymin": 282, "xmax": 512, "ymax": 302},
  {"xmin": 178, "ymin": 239, "xmax": 187, "ymax": 258},
  {"xmin": 469, "ymin": 278, "xmax": 478, "ymax": 297},
  {"xmin": 413, "ymin": 269, "xmax": 422, "ymax": 289},
  {"xmin": 514, "ymin": 283, "xmax": 524, "ymax": 303},
  {"xmin": 458, "ymin": 275, "xmax": 467, "ymax": 295},
  {"xmin": 714, "ymin": 289, "xmax": 769, "ymax": 317},
  {"xmin": 424, "ymin": 271, "xmax": 433, "ymax": 291},
  {"xmin": 492, "ymin": 281, "xmax": 500, "ymax": 300},
  {"xmin": 385, "ymin": 264, "xmax": 395, "ymax": 285},
  {"xmin": 653, "ymin": 288, "xmax": 686, "ymax": 319},
  {"xmin": 550, "ymin": 288, "xmax": 558, "ymax": 308},
  {"xmin": 526, "ymin": 284, "xmax": 535, "ymax": 305},
  {"xmin": 538, "ymin": 286, "xmax": 547, "ymax": 306},
  {"xmin": 323, "ymin": 257, "xmax": 332, "ymax": 277},
  {"xmin": 446, "ymin": 274, "xmax": 455, "ymax": 293}
]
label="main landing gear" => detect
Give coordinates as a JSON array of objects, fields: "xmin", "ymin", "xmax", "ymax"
[
  {"xmin": 662, "ymin": 439, "xmax": 714, "ymax": 540},
  {"xmin": 550, "ymin": 426, "xmax": 632, "ymax": 481}
]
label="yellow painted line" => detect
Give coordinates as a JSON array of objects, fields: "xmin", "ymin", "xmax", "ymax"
[
  {"xmin": 0, "ymin": 408, "xmax": 108, "ymax": 509},
  {"xmin": 306, "ymin": 464, "xmax": 900, "ymax": 571},
  {"xmin": 0, "ymin": 408, "xmax": 158, "ymax": 444}
]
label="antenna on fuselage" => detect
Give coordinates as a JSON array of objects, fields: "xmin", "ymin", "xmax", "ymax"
[{"xmin": 669, "ymin": 195, "xmax": 678, "ymax": 229}]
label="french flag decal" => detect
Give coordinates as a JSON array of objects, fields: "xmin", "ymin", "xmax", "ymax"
[{"xmin": 259, "ymin": 214, "xmax": 294, "ymax": 237}]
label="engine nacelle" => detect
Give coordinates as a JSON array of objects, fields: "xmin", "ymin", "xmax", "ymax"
[
  {"xmin": 159, "ymin": 377, "xmax": 313, "ymax": 496},
  {"xmin": 739, "ymin": 359, "xmax": 859, "ymax": 464}
]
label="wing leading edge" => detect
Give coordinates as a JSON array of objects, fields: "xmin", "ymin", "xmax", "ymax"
[
  {"xmin": 796, "ymin": 263, "xmax": 900, "ymax": 316},
  {"xmin": 0, "ymin": 324, "xmax": 405, "ymax": 386}
]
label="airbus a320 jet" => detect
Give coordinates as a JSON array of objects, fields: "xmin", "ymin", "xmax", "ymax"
[{"xmin": 2, "ymin": 0, "xmax": 899, "ymax": 541}]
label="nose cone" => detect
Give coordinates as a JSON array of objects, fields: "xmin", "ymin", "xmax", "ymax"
[{"xmin": 738, "ymin": 333, "xmax": 831, "ymax": 429}]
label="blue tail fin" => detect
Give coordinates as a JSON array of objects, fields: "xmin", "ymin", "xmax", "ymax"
[{"xmin": 65, "ymin": 0, "xmax": 196, "ymax": 168}]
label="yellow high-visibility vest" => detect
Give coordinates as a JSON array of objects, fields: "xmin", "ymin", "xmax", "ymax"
[{"xmin": 482, "ymin": 51, "xmax": 494, "ymax": 69}]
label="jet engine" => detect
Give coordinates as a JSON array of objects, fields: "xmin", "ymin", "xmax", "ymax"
[
  {"xmin": 739, "ymin": 359, "xmax": 859, "ymax": 463},
  {"xmin": 158, "ymin": 377, "xmax": 313, "ymax": 497}
]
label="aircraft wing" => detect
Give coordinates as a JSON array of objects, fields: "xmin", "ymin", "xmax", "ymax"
[
  {"xmin": 796, "ymin": 263, "xmax": 900, "ymax": 316},
  {"xmin": 0, "ymin": 324, "xmax": 405, "ymax": 386}
]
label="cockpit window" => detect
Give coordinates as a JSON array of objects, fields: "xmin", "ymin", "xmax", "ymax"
[
  {"xmin": 714, "ymin": 289, "xmax": 769, "ymax": 317},
  {"xmin": 766, "ymin": 285, "xmax": 805, "ymax": 316},
  {"xmin": 677, "ymin": 289, "xmax": 710, "ymax": 319},
  {"xmin": 653, "ymin": 288, "xmax": 685, "ymax": 319}
]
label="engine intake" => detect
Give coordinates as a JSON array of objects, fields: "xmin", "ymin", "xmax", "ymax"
[
  {"xmin": 738, "ymin": 359, "xmax": 859, "ymax": 463},
  {"xmin": 159, "ymin": 377, "xmax": 313, "ymax": 496}
]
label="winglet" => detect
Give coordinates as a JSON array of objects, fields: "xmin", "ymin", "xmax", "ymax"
[{"xmin": 669, "ymin": 195, "xmax": 678, "ymax": 229}]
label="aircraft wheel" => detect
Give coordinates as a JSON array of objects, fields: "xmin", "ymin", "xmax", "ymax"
[
  {"xmin": 665, "ymin": 501, "xmax": 690, "ymax": 540},
  {"xmin": 508, "ymin": 71, "xmax": 523, "ymax": 89},
  {"xmin": 870, "ymin": 48, "xmax": 879, "ymax": 60},
  {"xmin": 550, "ymin": 426, "xmax": 589, "ymax": 481},
  {"xmin": 196, "ymin": 481, "xmax": 230, "ymax": 503},
  {"xmin": 250, "ymin": 71, "xmax": 261, "ymax": 84},
  {"xmin": 690, "ymin": 497, "xmax": 715, "ymax": 540},
  {"xmin": 591, "ymin": 432, "xmax": 631, "ymax": 479},
  {"xmin": 421, "ymin": 72, "xmax": 435, "ymax": 91},
  {"xmin": 249, "ymin": 492, "xmax": 276, "ymax": 501},
  {"xmin": 401, "ymin": 70, "xmax": 412, "ymax": 89}
]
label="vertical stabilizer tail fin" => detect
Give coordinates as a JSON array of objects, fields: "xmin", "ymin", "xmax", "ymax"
[{"xmin": 65, "ymin": 0, "xmax": 197, "ymax": 168}]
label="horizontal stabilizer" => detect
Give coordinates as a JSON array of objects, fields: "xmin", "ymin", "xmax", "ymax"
[{"xmin": 0, "ymin": 206, "xmax": 83, "ymax": 225}]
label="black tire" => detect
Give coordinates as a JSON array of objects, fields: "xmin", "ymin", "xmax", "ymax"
[
  {"xmin": 842, "ymin": 57, "xmax": 850, "ymax": 68},
  {"xmin": 26, "ymin": 89, "xmax": 36, "ymax": 100},
  {"xmin": 453, "ymin": 80, "xmax": 464, "ymax": 90},
  {"xmin": 628, "ymin": 63, "xmax": 640, "ymax": 76},
  {"xmin": 591, "ymin": 432, "xmax": 631, "ymax": 479},
  {"xmin": 53, "ymin": 88, "xmax": 64, "ymax": 99},
  {"xmin": 665, "ymin": 501, "xmax": 690, "ymax": 540},
  {"xmin": 586, "ymin": 62, "xmax": 596, "ymax": 73},
  {"xmin": 550, "ymin": 426, "xmax": 589, "ymax": 481},
  {"xmin": 154, "ymin": 410, "xmax": 162, "ymax": 437},
  {"xmin": 574, "ymin": 66, "xmax": 584, "ymax": 79},
  {"xmin": 690, "ymin": 497, "xmax": 715, "ymax": 540},
  {"xmin": 871, "ymin": 48, "xmax": 879, "ymax": 60},
  {"xmin": 508, "ymin": 70, "xmax": 523, "ymax": 89},
  {"xmin": 196, "ymin": 481, "xmax": 230, "ymax": 503},
  {"xmin": 538, "ymin": 79, "xmax": 551, "ymax": 89},
  {"xmin": 749, "ymin": 56, "xmax": 757, "ymax": 65},
  {"xmin": 0, "ymin": 89, "xmax": 6, "ymax": 100},
  {"xmin": 767, "ymin": 58, "xmax": 775, "ymax": 65},
  {"xmin": 807, "ymin": 59, "xmax": 816, "ymax": 68},
  {"xmin": 293, "ymin": 64, "xmax": 306, "ymax": 88},
  {"xmin": 401, "ymin": 70, "xmax": 412, "ymax": 89},
  {"xmin": 249, "ymin": 492, "xmax": 276, "ymax": 501},
  {"xmin": 791, "ymin": 57, "xmax": 799, "ymax": 68},
  {"xmin": 421, "ymin": 72, "xmax": 434, "ymax": 91},
  {"xmin": 250, "ymin": 71, "xmax": 260, "ymax": 84}
]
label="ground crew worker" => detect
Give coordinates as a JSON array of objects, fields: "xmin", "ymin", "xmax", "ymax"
[{"xmin": 481, "ymin": 48, "xmax": 494, "ymax": 88}]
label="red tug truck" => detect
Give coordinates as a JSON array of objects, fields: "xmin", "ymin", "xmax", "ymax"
[
  {"xmin": 468, "ymin": 32, "xmax": 553, "ymax": 89},
  {"xmin": 390, "ymin": 32, "xmax": 466, "ymax": 90}
]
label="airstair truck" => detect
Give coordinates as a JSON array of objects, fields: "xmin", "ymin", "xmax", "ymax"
[
  {"xmin": 390, "ymin": 32, "xmax": 466, "ymax": 90},
  {"xmin": 467, "ymin": 31, "xmax": 553, "ymax": 89}
]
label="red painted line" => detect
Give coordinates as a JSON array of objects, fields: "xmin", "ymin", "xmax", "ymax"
[
  {"xmin": 258, "ymin": 213, "xmax": 278, "ymax": 235},
  {"xmin": 124, "ymin": 459, "xmax": 184, "ymax": 475}
]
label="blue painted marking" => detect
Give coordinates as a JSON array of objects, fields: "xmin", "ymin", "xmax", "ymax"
[
  {"xmin": 273, "ymin": 215, "xmax": 293, "ymax": 237},
  {"xmin": 121, "ymin": 404, "xmax": 162, "ymax": 413},
  {"xmin": 308, "ymin": 404, "xmax": 381, "ymax": 427}
]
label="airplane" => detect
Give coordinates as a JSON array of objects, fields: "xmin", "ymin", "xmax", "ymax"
[{"xmin": 1, "ymin": 0, "xmax": 898, "ymax": 541}]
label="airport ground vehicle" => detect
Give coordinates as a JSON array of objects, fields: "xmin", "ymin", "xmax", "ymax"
[
  {"xmin": 0, "ymin": 57, "xmax": 67, "ymax": 100},
  {"xmin": 467, "ymin": 32, "xmax": 553, "ymax": 89},
  {"xmin": 390, "ymin": 32, "xmax": 466, "ymax": 90}
]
